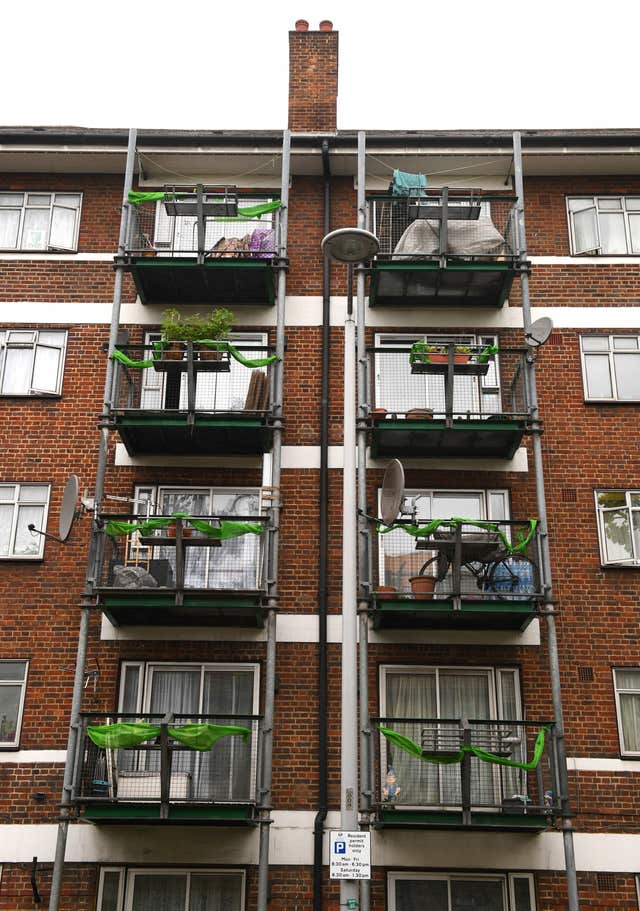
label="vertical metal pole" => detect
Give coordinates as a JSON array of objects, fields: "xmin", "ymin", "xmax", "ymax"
[
  {"xmin": 256, "ymin": 128, "xmax": 290, "ymax": 911},
  {"xmin": 512, "ymin": 131, "xmax": 580, "ymax": 911},
  {"xmin": 48, "ymin": 127, "xmax": 138, "ymax": 911},
  {"xmin": 356, "ymin": 131, "xmax": 371, "ymax": 911}
]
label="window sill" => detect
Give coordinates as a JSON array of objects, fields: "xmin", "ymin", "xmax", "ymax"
[
  {"xmin": 0, "ymin": 556, "xmax": 44, "ymax": 562},
  {"xmin": 0, "ymin": 393, "xmax": 62, "ymax": 400},
  {"xmin": 0, "ymin": 745, "xmax": 20, "ymax": 752},
  {"xmin": 600, "ymin": 563, "xmax": 640, "ymax": 571},
  {"xmin": 585, "ymin": 399, "xmax": 640, "ymax": 405}
]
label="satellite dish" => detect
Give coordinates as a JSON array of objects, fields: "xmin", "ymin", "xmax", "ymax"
[
  {"xmin": 59, "ymin": 474, "xmax": 79, "ymax": 542},
  {"xmin": 525, "ymin": 317, "xmax": 554, "ymax": 348},
  {"xmin": 381, "ymin": 459, "xmax": 405, "ymax": 526}
]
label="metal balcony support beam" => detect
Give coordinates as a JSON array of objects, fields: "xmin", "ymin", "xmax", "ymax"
[
  {"xmin": 460, "ymin": 719, "xmax": 472, "ymax": 826},
  {"xmin": 513, "ymin": 130, "xmax": 580, "ymax": 911},
  {"xmin": 196, "ymin": 185, "xmax": 205, "ymax": 264}
]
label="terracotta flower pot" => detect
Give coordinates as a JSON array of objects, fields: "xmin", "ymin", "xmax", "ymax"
[
  {"xmin": 371, "ymin": 408, "xmax": 388, "ymax": 421},
  {"xmin": 161, "ymin": 342, "xmax": 185, "ymax": 361},
  {"xmin": 409, "ymin": 575, "xmax": 437, "ymax": 597},
  {"xmin": 427, "ymin": 353, "xmax": 470, "ymax": 365},
  {"xmin": 375, "ymin": 586, "xmax": 397, "ymax": 599},
  {"xmin": 406, "ymin": 408, "xmax": 434, "ymax": 420},
  {"xmin": 168, "ymin": 524, "xmax": 192, "ymax": 538}
]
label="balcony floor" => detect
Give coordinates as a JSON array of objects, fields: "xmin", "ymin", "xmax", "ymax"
[
  {"xmin": 375, "ymin": 807, "xmax": 551, "ymax": 832},
  {"xmin": 370, "ymin": 418, "xmax": 526, "ymax": 459},
  {"xmin": 81, "ymin": 803, "xmax": 255, "ymax": 825},
  {"xmin": 128, "ymin": 257, "xmax": 275, "ymax": 306},
  {"xmin": 369, "ymin": 261, "xmax": 516, "ymax": 308},
  {"xmin": 114, "ymin": 412, "xmax": 273, "ymax": 456},
  {"xmin": 371, "ymin": 596, "xmax": 537, "ymax": 631},
  {"xmin": 99, "ymin": 589, "xmax": 266, "ymax": 628}
]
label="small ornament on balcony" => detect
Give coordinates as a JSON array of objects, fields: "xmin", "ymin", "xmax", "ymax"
[{"xmin": 382, "ymin": 767, "xmax": 401, "ymax": 802}]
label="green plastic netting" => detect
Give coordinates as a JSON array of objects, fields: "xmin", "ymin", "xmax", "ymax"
[
  {"xmin": 377, "ymin": 517, "xmax": 537, "ymax": 556},
  {"xmin": 111, "ymin": 340, "xmax": 278, "ymax": 371},
  {"xmin": 105, "ymin": 513, "xmax": 264, "ymax": 540},
  {"xmin": 87, "ymin": 721, "xmax": 251, "ymax": 751},
  {"xmin": 127, "ymin": 192, "xmax": 281, "ymax": 223}
]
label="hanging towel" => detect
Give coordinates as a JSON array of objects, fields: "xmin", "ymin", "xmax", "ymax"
[{"xmin": 391, "ymin": 169, "xmax": 428, "ymax": 197}]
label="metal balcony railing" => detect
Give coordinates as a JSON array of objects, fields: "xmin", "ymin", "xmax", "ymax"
[
  {"xmin": 111, "ymin": 342, "xmax": 273, "ymax": 418},
  {"xmin": 368, "ymin": 191, "xmax": 519, "ymax": 263},
  {"xmin": 372, "ymin": 717, "xmax": 560, "ymax": 824},
  {"xmin": 73, "ymin": 713, "xmax": 262, "ymax": 812},
  {"xmin": 96, "ymin": 513, "xmax": 268, "ymax": 596},
  {"xmin": 368, "ymin": 344, "xmax": 530, "ymax": 423},
  {"xmin": 378, "ymin": 518, "xmax": 542, "ymax": 602}
]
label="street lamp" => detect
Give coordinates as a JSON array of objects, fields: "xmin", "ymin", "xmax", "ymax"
[{"xmin": 322, "ymin": 227, "xmax": 379, "ymax": 909}]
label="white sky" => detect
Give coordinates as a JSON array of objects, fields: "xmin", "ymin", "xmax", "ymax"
[{"xmin": 2, "ymin": 0, "xmax": 638, "ymax": 131}]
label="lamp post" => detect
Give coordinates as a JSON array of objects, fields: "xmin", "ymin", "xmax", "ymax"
[{"xmin": 321, "ymin": 228, "xmax": 379, "ymax": 909}]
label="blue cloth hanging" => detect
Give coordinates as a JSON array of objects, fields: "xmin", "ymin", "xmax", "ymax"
[{"xmin": 391, "ymin": 169, "xmax": 428, "ymax": 197}]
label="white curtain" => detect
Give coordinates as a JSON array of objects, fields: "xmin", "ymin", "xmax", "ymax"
[
  {"xmin": 131, "ymin": 875, "xmax": 186, "ymax": 911},
  {"xmin": 385, "ymin": 672, "xmax": 437, "ymax": 804},
  {"xmin": 128, "ymin": 873, "xmax": 241, "ymax": 911},
  {"xmin": 439, "ymin": 673, "xmax": 491, "ymax": 806},
  {"xmin": 199, "ymin": 670, "xmax": 254, "ymax": 801},
  {"xmin": 1, "ymin": 347, "xmax": 32, "ymax": 394},
  {"xmin": 617, "ymin": 671, "xmax": 640, "ymax": 752},
  {"xmin": 160, "ymin": 490, "xmax": 210, "ymax": 588},
  {"xmin": 189, "ymin": 875, "xmax": 242, "ymax": 911}
]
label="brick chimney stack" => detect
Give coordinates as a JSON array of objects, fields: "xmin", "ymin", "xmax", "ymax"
[{"xmin": 288, "ymin": 20, "xmax": 338, "ymax": 131}]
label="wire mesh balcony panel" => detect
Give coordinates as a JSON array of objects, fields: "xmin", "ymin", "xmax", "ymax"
[
  {"xmin": 367, "ymin": 192, "xmax": 520, "ymax": 307},
  {"xmin": 111, "ymin": 342, "xmax": 275, "ymax": 455},
  {"xmin": 372, "ymin": 717, "xmax": 560, "ymax": 830},
  {"xmin": 124, "ymin": 193, "xmax": 279, "ymax": 305},
  {"xmin": 368, "ymin": 345, "xmax": 530, "ymax": 459},
  {"xmin": 74, "ymin": 713, "xmax": 261, "ymax": 824},
  {"xmin": 96, "ymin": 513, "xmax": 268, "ymax": 627}
]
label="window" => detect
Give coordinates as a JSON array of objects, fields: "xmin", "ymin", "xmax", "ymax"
[
  {"xmin": 97, "ymin": 868, "xmax": 244, "ymax": 911},
  {"xmin": 153, "ymin": 195, "xmax": 275, "ymax": 254},
  {"xmin": 0, "ymin": 484, "xmax": 50, "ymax": 559},
  {"xmin": 580, "ymin": 335, "xmax": 640, "ymax": 401},
  {"xmin": 0, "ymin": 330, "xmax": 67, "ymax": 396},
  {"xmin": 389, "ymin": 872, "xmax": 536, "ymax": 911},
  {"xmin": 378, "ymin": 487, "xmax": 509, "ymax": 592},
  {"xmin": 595, "ymin": 490, "xmax": 640, "ymax": 565},
  {"xmin": 613, "ymin": 668, "xmax": 640, "ymax": 756},
  {"xmin": 0, "ymin": 193, "xmax": 82, "ymax": 251},
  {"xmin": 567, "ymin": 196, "xmax": 640, "ymax": 255},
  {"xmin": 0, "ymin": 660, "xmax": 29, "ymax": 747},
  {"xmin": 374, "ymin": 333, "xmax": 501, "ymax": 417}
]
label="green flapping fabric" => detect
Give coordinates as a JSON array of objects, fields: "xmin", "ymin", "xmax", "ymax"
[
  {"xmin": 378, "ymin": 725, "xmax": 549, "ymax": 771},
  {"xmin": 127, "ymin": 191, "xmax": 281, "ymax": 221},
  {"xmin": 104, "ymin": 513, "xmax": 264, "ymax": 540},
  {"xmin": 86, "ymin": 722, "xmax": 251, "ymax": 751},
  {"xmin": 377, "ymin": 517, "xmax": 537, "ymax": 556},
  {"xmin": 111, "ymin": 342, "xmax": 278, "ymax": 370}
]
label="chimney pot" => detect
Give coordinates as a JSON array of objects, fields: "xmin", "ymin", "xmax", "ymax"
[
  {"xmin": 295, "ymin": 19, "xmax": 309, "ymax": 31},
  {"xmin": 319, "ymin": 20, "xmax": 333, "ymax": 31}
]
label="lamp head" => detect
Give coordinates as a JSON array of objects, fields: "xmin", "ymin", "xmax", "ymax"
[{"xmin": 321, "ymin": 227, "xmax": 379, "ymax": 263}]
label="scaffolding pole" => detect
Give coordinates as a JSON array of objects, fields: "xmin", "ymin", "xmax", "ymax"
[
  {"xmin": 512, "ymin": 130, "xmax": 580, "ymax": 911},
  {"xmin": 48, "ymin": 127, "xmax": 138, "ymax": 911},
  {"xmin": 256, "ymin": 128, "xmax": 290, "ymax": 911}
]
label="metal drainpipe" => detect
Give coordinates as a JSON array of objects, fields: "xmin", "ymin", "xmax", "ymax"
[
  {"xmin": 48, "ymin": 126, "xmax": 138, "ymax": 911},
  {"xmin": 256, "ymin": 128, "xmax": 290, "ymax": 911},
  {"xmin": 355, "ymin": 131, "xmax": 372, "ymax": 911},
  {"xmin": 512, "ymin": 131, "xmax": 580, "ymax": 911},
  {"xmin": 312, "ymin": 138, "xmax": 331, "ymax": 911}
]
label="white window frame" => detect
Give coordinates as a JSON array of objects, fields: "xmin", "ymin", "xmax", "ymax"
[
  {"xmin": 0, "ymin": 483, "xmax": 51, "ymax": 560},
  {"xmin": 594, "ymin": 489, "xmax": 640, "ymax": 566},
  {"xmin": 388, "ymin": 872, "xmax": 536, "ymax": 911},
  {"xmin": 0, "ymin": 660, "xmax": 29, "ymax": 748},
  {"xmin": 580, "ymin": 334, "xmax": 640, "ymax": 402},
  {"xmin": 0, "ymin": 192, "xmax": 82, "ymax": 252},
  {"xmin": 97, "ymin": 868, "xmax": 246, "ymax": 911},
  {"xmin": 567, "ymin": 195, "xmax": 640, "ymax": 255},
  {"xmin": 612, "ymin": 668, "xmax": 640, "ymax": 757},
  {"xmin": 0, "ymin": 329, "xmax": 67, "ymax": 396}
]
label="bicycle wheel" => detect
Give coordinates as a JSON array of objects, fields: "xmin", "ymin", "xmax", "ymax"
[{"xmin": 486, "ymin": 555, "xmax": 539, "ymax": 598}]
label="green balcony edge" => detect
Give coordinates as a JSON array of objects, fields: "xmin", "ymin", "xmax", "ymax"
[
  {"xmin": 99, "ymin": 592, "xmax": 266, "ymax": 628},
  {"xmin": 114, "ymin": 414, "xmax": 273, "ymax": 456},
  {"xmin": 369, "ymin": 261, "xmax": 516, "ymax": 308},
  {"xmin": 128, "ymin": 257, "xmax": 275, "ymax": 306},
  {"xmin": 371, "ymin": 597, "xmax": 537, "ymax": 631},
  {"xmin": 376, "ymin": 808, "xmax": 551, "ymax": 831},
  {"xmin": 81, "ymin": 803, "xmax": 255, "ymax": 825},
  {"xmin": 370, "ymin": 419, "xmax": 526, "ymax": 460}
]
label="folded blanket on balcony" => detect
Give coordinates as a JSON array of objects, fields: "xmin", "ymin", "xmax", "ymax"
[{"xmin": 392, "ymin": 218, "xmax": 506, "ymax": 258}]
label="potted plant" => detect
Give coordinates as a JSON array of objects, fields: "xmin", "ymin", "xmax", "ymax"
[
  {"xmin": 159, "ymin": 307, "xmax": 235, "ymax": 361},
  {"xmin": 423, "ymin": 345, "xmax": 472, "ymax": 365}
]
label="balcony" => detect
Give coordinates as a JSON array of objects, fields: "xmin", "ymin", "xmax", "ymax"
[
  {"xmin": 73, "ymin": 713, "xmax": 261, "ymax": 824},
  {"xmin": 372, "ymin": 718, "xmax": 560, "ymax": 831},
  {"xmin": 111, "ymin": 341, "xmax": 276, "ymax": 456},
  {"xmin": 368, "ymin": 343, "xmax": 530, "ymax": 459},
  {"xmin": 96, "ymin": 513, "xmax": 268, "ymax": 627},
  {"xmin": 367, "ymin": 190, "xmax": 520, "ymax": 308},
  {"xmin": 373, "ymin": 519, "xmax": 541, "ymax": 631},
  {"xmin": 124, "ymin": 187, "xmax": 280, "ymax": 306}
]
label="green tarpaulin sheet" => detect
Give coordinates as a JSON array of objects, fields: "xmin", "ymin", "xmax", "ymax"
[
  {"xmin": 127, "ymin": 192, "xmax": 281, "ymax": 222},
  {"xmin": 379, "ymin": 725, "xmax": 549, "ymax": 770},
  {"xmin": 377, "ymin": 517, "xmax": 537, "ymax": 556},
  {"xmin": 111, "ymin": 340, "xmax": 278, "ymax": 370},
  {"xmin": 87, "ymin": 722, "xmax": 251, "ymax": 751},
  {"xmin": 105, "ymin": 513, "xmax": 264, "ymax": 539}
]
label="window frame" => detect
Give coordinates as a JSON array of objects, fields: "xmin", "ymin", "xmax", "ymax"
[
  {"xmin": 97, "ymin": 867, "xmax": 246, "ymax": 911},
  {"xmin": 388, "ymin": 871, "xmax": 536, "ymax": 911},
  {"xmin": 0, "ymin": 329, "xmax": 68, "ymax": 397},
  {"xmin": 0, "ymin": 483, "xmax": 51, "ymax": 560},
  {"xmin": 612, "ymin": 667, "xmax": 640, "ymax": 757},
  {"xmin": 580, "ymin": 334, "xmax": 640, "ymax": 402},
  {"xmin": 594, "ymin": 489, "xmax": 640, "ymax": 567},
  {"xmin": 0, "ymin": 192, "xmax": 82, "ymax": 252},
  {"xmin": 566, "ymin": 195, "xmax": 640, "ymax": 256},
  {"xmin": 0, "ymin": 659, "xmax": 29, "ymax": 749}
]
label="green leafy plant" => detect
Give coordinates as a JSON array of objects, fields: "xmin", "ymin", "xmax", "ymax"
[{"xmin": 160, "ymin": 308, "xmax": 235, "ymax": 343}]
